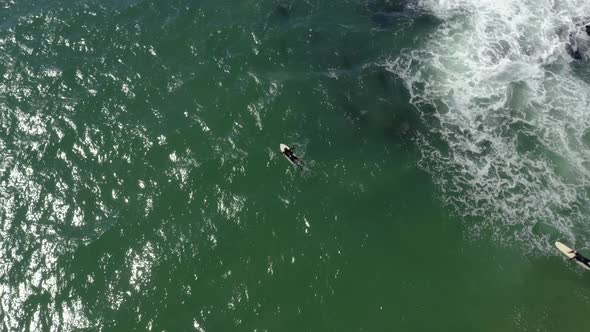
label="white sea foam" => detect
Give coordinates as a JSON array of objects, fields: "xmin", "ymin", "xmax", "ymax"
[{"xmin": 388, "ymin": 0, "xmax": 590, "ymax": 251}]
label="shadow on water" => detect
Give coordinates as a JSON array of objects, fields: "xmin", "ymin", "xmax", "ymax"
[
  {"xmin": 326, "ymin": 65, "xmax": 423, "ymax": 147},
  {"xmin": 251, "ymin": 0, "xmax": 439, "ymax": 148},
  {"xmin": 356, "ymin": 0, "xmax": 440, "ymax": 29}
]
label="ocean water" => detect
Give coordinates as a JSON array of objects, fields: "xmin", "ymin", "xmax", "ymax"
[{"xmin": 1, "ymin": 0, "xmax": 590, "ymax": 331}]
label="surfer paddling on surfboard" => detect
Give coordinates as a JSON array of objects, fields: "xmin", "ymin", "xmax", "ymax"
[
  {"xmin": 280, "ymin": 144, "xmax": 303, "ymax": 167},
  {"xmin": 567, "ymin": 249, "xmax": 590, "ymax": 266},
  {"xmin": 555, "ymin": 241, "xmax": 590, "ymax": 271}
]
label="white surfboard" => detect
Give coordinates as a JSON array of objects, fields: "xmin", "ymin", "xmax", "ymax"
[
  {"xmin": 555, "ymin": 241, "xmax": 590, "ymax": 270},
  {"xmin": 555, "ymin": 241, "xmax": 576, "ymax": 258}
]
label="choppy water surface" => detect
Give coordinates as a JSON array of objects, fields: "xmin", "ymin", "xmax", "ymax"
[{"xmin": 1, "ymin": 0, "xmax": 590, "ymax": 331}]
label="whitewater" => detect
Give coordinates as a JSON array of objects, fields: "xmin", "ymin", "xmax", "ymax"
[{"xmin": 388, "ymin": 0, "xmax": 590, "ymax": 251}]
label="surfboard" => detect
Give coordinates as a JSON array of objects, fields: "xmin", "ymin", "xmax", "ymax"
[
  {"xmin": 279, "ymin": 144, "xmax": 290, "ymax": 154},
  {"xmin": 280, "ymin": 144, "xmax": 295, "ymax": 165},
  {"xmin": 280, "ymin": 144, "xmax": 300, "ymax": 166},
  {"xmin": 555, "ymin": 241, "xmax": 590, "ymax": 270},
  {"xmin": 555, "ymin": 241, "xmax": 576, "ymax": 258}
]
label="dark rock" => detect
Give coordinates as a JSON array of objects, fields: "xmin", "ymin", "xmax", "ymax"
[
  {"xmin": 566, "ymin": 33, "xmax": 582, "ymax": 60},
  {"xmin": 275, "ymin": 5, "xmax": 290, "ymax": 19}
]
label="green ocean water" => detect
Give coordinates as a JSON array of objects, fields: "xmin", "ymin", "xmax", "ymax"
[{"xmin": 1, "ymin": 0, "xmax": 590, "ymax": 331}]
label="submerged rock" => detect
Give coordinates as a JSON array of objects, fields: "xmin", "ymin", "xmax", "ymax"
[
  {"xmin": 566, "ymin": 33, "xmax": 583, "ymax": 60},
  {"xmin": 275, "ymin": 4, "xmax": 290, "ymax": 19},
  {"xmin": 371, "ymin": 11, "xmax": 406, "ymax": 28},
  {"xmin": 559, "ymin": 17, "xmax": 590, "ymax": 60},
  {"xmin": 365, "ymin": 0, "xmax": 410, "ymax": 28}
]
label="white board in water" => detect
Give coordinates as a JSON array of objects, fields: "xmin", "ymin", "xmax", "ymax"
[
  {"xmin": 280, "ymin": 144, "xmax": 289, "ymax": 153},
  {"xmin": 279, "ymin": 143, "xmax": 296, "ymax": 166},
  {"xmin": 555, "ymin": 241, "xmax": 576, "ymax": 259},
  {"xmin": 555, "ymin": 241, "xmax": 590, "ymax": 271}
]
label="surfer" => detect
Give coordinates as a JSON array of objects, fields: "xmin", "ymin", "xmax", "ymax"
[
  {"xmin": 567, "ymin": 250, "xmax": 590, "ymax": 267},
  {"xmin": 282, "ymin": 146, "xmax": 302, "ymax": 165}
]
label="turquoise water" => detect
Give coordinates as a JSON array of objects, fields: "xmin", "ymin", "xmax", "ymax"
[{"xmin": 1, "ymin": 0, "xmax": 590, "ymax": 330}]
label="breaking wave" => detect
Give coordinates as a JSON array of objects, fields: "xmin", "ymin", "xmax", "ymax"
[{"xmin": 387, "ymin": 0, "xmax": 590, "ymax": 251}]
